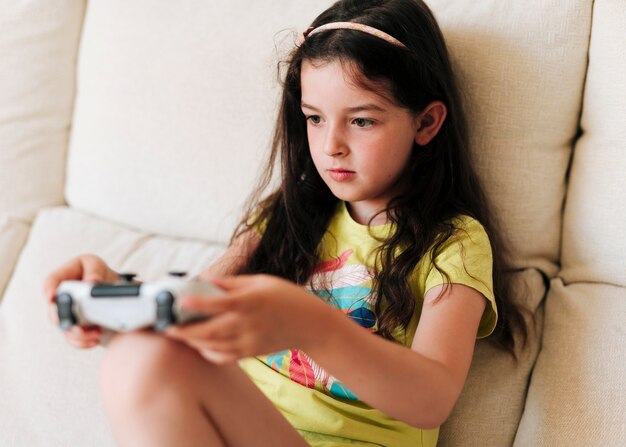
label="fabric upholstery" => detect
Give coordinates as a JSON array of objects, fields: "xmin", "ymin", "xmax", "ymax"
[
  {"xmin": 65, "ymin": 0, "xmax": 334, "ymax": 242},
  {"xmin": 561, "ymin": 0, "xmax": 626, "ymax": 287},
  {"xmin": 0, "ymin": 0, "xmax": 86, "ymax": 295},
  {"xmin": 0, "ymin": 218, "xmax": 29, "ymax": 298},
  {"xmin": 428, "ymin": 0, "xmax": 592, "ymax": 279},
  {"xmin": 514, "ymin": 281, "xmax": 626, "ymax": 445}
]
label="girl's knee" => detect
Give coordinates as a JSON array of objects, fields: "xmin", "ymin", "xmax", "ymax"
[{"xmin": 100, "ymin": 331, "xmax": 200, "ymax": 406}]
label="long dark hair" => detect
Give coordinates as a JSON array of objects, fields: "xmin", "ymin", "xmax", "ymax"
[{"xmin": 234, "ymin": 0, "xmax": 527, "ymax": 356}]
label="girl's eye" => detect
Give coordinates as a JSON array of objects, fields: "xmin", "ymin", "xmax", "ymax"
[
  {"xmin": 353, "ymin": 118, "xmax": 374, "ymax": 128},
  {"xmin": 306, "ymin": 115, "xmax": 322, "ymax": 125}
]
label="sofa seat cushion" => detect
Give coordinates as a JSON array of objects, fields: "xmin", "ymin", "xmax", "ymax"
[
  {"xmin": 0, "ymin": 218, "xmax": 30, "ymax": 298},
  {"xmin": 514, "ymin": 280, "xmax": 626, "ymax": 445}
]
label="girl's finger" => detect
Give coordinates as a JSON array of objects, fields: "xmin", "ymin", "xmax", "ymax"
[
  {"xmin": 68, "ymin": 340, "xmax": 100, "ymax": 349},
  {"xmin": 64, "ymin": 326, "xmax": 102, "ymax": 343},
  {"xmin": 188, "ymin": 336, "xmax": 241, "ymax": 354},
  {"xmin": 67, "ymin": 325, "xmax": 102, "ymax": 336},
  {"xmin": 167, "ymin": 311, "xmax": 240, "ymax": 341},
  {"xmin": 80, "ymin": 255, "xmax": 112, "ymax": 283},
  {"xmin": 48, "ymin": 303, "xmax": 60, "ymax": 325},
  {"xmin": 179, "ymin": 294, "xmax": 242, "ymax": 315},
  {"xmin": 210, "ymin": 275, "xmax": 255, "ymax": 291},
  {"xmin": 65, "ymin": 333, "xmax": 101, "ymax": 346},
  {"xmin": 43, "ymin": 255, "xmax": 109, "ymax": 303},
  {"xmin": 65, "ymin": 327, "xmax": 101, "ymax": 349},
  {"xmin": 43, "ymin": 258, "xmax": 82, "ymax": 301},
  {"xmin": 198, "ymin": 348, "xmax": 239, "ymax": 365}
]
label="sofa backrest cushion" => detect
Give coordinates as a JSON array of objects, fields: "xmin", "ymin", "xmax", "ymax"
[
  {"xmin": 65, "ymin": 0, "xmax": 333, "ymax": 243},
  {"xmin": 561, "ymin": 0, "xmax": 626, "ymax": 287},
  {"xmin": 0, "ymin": 0, "xmax": 86, "ymax": 295},
  {"xmin": 66, "ymin": 0, "xmax": 590, "ymax": 284},
  {"xmin": 427, "ymin": 0, "xmax": 591, "ymax": 280}
]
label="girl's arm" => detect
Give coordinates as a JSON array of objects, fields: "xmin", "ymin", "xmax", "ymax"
[
  {"xmin": 304, "ymin": 282, "xmax": 486, "ymax": 429},
  {"xmin": 167, "ymin": 273, "xmax": 485, "ymax": 429}
]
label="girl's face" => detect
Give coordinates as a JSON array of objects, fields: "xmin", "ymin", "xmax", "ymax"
[{"xmin": 301, "ymin": 59, "xmax": 419, "ymax": 225}]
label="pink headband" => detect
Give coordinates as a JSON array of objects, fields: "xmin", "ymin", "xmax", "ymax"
[{"xmin": 297, "ymin": 22, "xmax": 407, "ymax": 49}]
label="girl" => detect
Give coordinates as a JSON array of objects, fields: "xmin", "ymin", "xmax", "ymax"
[{"xmin": 45, "ymin": 0, "xmax": 527, "ymax": 445}]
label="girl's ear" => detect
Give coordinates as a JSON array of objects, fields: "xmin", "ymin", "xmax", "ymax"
[{"xmin": 414, "ymin": 100, "xmax": 447, "ymax": 146}]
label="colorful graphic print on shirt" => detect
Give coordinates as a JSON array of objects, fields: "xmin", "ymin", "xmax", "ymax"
[{"xmin": 262, "ymin": 249, "xmax": 377, "ymax": 400}]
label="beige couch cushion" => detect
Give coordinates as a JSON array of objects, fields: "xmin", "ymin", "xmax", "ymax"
[
  {"xmin": 0, "ymin": 0, "xmax": 85, "ymax": 295},
  {"xmin": 514, "ymin": 281, "xmax": 626, "ymax": 445},
  {"xmin": 66, "ymin": 0, "xmax": 592, "ymax": 268},
  {"xmin": 561, "ymin": 0, "xmax": 626, "ymax": 287},
  {"xmin": 65, "ymin": 0, "xmax": 333, "ymax": 243},
  {"xmin": 429, "ymin": 0, "xmax": 592, "ymax": 279},
  {"xmin": 0, "ymin": 218, "xmax": 30, "ymax": 298}
]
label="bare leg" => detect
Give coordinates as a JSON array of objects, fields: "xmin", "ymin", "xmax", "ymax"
[{"xmin": 100, "ymin": 330, "xmax": 308, "ymax": 447}]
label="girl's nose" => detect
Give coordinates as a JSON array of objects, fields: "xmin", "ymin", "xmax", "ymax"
[{"xmin": 323, "ymin": 125, "xmax": 348, "ymax": 157}]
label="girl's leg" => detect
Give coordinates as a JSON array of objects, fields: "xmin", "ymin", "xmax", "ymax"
[{"xmin": 100, "ymin": 330, "xmax": 308, "ymax": 447}]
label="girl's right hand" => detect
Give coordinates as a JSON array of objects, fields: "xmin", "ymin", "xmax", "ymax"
[{"xmin": 43, "ymin": 254, "xmax": 119, "ymax": 349}]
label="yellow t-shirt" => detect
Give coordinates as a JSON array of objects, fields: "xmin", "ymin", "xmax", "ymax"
[{"xmin": 240, "ymin": 202, "xmax": 497, "ymax": 447}]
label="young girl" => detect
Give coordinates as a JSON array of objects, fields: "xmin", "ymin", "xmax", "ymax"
[{"xmin": 45, "ymin": 0, "xmax": 527, "ymax": 445}]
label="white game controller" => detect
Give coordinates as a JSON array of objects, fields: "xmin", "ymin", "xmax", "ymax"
[{"xmin": 54, "ymin": 272, "xmax": 223, "ymax": 332}]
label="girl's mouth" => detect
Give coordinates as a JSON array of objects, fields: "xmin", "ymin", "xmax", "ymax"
[{"xmin": 327, "ymin": 169, "xmax": 355, "ymax": 181}]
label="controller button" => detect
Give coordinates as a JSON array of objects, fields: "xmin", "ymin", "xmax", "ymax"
[{"xmin": 118, "ymin": 273, "xmax": 138, "ymax": 282}]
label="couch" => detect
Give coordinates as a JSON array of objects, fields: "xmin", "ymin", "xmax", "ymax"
[{"xmin": 1, "ymin": 0, "xmax": 624, "ymax": 445}]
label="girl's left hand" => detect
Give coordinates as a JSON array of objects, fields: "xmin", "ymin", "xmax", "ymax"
[{"xmin": 164, "ymin": 275, "xmax": 330, "ymax": 364}]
